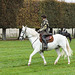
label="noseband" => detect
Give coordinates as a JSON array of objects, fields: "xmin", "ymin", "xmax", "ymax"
[
  {"xmin": 20, "ymin": 27, "xmax": 27, "ymax": 38},
  {"xmin": 20, "ymin": 27, "xmax": 39, "ymax": 46}
]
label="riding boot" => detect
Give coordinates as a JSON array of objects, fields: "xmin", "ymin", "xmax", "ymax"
[
  {"xmin": 44, "ymin": 40, "xmax": 48, "ymax": 49},
  {"xmin": 42, "ymin": 38, "xmax": 48, "ymax": 50},
  {"xmin": 42, "ymin": 35, "xmax": 48, "ymax": 50}
]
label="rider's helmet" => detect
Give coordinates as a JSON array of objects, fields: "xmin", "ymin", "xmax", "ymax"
[{"xmin": 41, "ymin": 15, "xmax": 47, "ymax": 18}]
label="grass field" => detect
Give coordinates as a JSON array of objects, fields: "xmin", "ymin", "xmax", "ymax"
[{"xmin": 0, "ymin": 39, "xmax": 75, "ymax": 75}]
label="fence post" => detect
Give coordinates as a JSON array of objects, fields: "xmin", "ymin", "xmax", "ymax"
[{"xmin": 2, "ymin": 28, "xmax": 6, "ymax": 40}]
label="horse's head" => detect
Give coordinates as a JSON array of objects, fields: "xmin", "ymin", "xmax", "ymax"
[
  {"xmin": 19, "ymin": 26, "xmax": 39, "ymax": 40},
  {"xmin": 19, "ymin": 26, "xmax": 27, "ymax": 40}
]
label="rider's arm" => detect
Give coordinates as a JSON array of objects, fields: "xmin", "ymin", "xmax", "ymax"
[
  {"xmin": 39, "ymin": 25, "xmax": 47, "ymax": 32},
  {"xmin": 38, "ymin": 20, "xmax": 49, "ymax": 32}
]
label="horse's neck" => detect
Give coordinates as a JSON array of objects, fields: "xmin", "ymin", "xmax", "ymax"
[
  {"xmin": 26, "ymin": 28, "xmax": 39, "ymax": 44},
  {"xmin": 28, "ymin": 36, "xmax": 38, "ymax": 44}
]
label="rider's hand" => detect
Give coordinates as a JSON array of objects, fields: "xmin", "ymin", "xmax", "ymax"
[{"xmin": 37, "ymin": 30, "xmax": 40, "ymax": 33}]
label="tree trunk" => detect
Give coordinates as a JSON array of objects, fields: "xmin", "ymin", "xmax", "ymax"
[
  {"xmin": 72, "ymin": 28, "xmax": 73, "ymax": 38},
  {"xmin": 2, "ymin": 28, "xmax": 6, "ymax": 40},
  {"xmin": 61, "ymin": 28, "xmax": 63, "ymax": 32},
  {"xmin": 74, "ymin": 28, "xmax": 75, "ymax": 38},
  {"xmin": 50, "ymin": 28, "xmax": 53, "ymax": 33},
  {"xmin": 18, "ymin": 28, "xmax": 22, "ymax": 39}
]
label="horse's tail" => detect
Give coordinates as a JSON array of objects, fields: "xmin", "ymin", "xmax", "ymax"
[
  {"xmin": 66, "ymin": 38, "xmax": 73, "ymax": 57},
  {"xmin": 61, "ymin": 38, "xmax": 73, "ymax": 58}
]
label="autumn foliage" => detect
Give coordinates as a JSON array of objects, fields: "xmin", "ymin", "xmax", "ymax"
[
  {"xmin": 16, "ymin": 0, "xmax": 40, "ymax": 28},
  {"xmin": 0, "ymin": 0, "xmax": 75, "ymax": 28}
]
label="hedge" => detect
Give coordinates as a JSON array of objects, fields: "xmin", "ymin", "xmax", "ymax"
[{"xmin": 0, "ymin": 0, "xmax": 75, "ymax": 28}]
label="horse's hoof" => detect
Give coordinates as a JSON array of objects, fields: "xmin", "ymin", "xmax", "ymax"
[
  {"xmin": 54, "ymin": 62, "xmax": 57, "ymax": 65},
  {"xmin": 28, "ymin": 64, "xmax": 30, "ymax": 66},
  {"xmin": 28, "ymin": 63, "xmax": 31, "ymax": 66},
  {"xmin": 68, "ymin": 62, "xmax": 70, "ymax": 64},
  {"xmin": 44, "ymin": 62, "xmax": 47, "ymax": 66}
]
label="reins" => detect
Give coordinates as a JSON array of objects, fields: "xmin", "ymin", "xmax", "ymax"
[
  {"xmin": 32, "ymin": 37, "xmax": 38, "ymax": 46},
  {"xmin": 24, "ymin": 27, "xmax": 39, "ymax": 46}
]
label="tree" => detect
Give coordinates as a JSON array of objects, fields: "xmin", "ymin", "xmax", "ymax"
[
  {"xmin": 16, "ymin": 0, "xmax": 40, "ymax": 28},
  {"xmin": 0, "ymin": 0, "xmax": 24, "ymax": 40},
  {"xmin": 0, "ymin": 0, "xmax": 75, "ymax": 40}
]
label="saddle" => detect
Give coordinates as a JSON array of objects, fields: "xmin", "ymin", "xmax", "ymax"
[{"xmin": 40, "ymin": 34, "xmax": 54, "ymax": 43}]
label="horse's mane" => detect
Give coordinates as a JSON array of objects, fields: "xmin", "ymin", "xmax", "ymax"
[{"xmin": 27, "ymin": 27, "xmax": 39, "ymax": 37}]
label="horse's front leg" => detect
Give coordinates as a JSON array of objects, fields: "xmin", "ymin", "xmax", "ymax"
[
  {"xmin": 28, "ymin": 49, "xmax": 39, "ymax": 66},
  {"xmin": 39, "ymin": 52, "xmax": 47, "ymax": 65}
]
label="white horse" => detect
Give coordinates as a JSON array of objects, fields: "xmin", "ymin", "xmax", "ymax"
[{"xmin": 19, "ymin": 26, "xmax": 73, "ymax": 66}]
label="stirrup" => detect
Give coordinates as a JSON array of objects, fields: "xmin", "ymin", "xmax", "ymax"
[{"xmin": 44, "ymin": 46, "xmax": 47, "ymax": 50}]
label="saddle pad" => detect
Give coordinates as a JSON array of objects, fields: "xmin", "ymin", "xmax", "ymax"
[{"xmin": 40, "ymin": 35, "xmax": 54, "ymax": 43}]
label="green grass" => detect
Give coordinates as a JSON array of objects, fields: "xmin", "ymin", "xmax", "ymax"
[{"xmin": 0, "ymin": 39, "xmax": 75, "ymax": 75}]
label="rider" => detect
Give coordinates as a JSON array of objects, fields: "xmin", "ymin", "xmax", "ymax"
[{"xmin": 38, "ymin": 15, "xmax": 51, "ymax": 49}]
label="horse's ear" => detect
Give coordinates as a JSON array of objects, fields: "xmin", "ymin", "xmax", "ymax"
[
  {"xmin": 25, "ymin": 25, "xmax": 27, "ymax": 27},
  {"xmin": 22, "ymin": 25, "xmax": 24, "ymax": 28}
]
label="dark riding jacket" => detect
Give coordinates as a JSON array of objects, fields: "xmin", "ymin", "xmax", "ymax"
[{"xmin": 39, "ymin": 19, "xmax": 49, "ymax": 35}]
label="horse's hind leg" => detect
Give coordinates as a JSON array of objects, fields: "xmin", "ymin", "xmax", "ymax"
[
  {"xmin": 54, "ymin": 48, "xmax": 61, "ymax": 65},
  {"xmin": 63, "ymin": 47, "xmax": 70, "ymax": 64},
  {"xmin": 39, "ymin": 52, "xmax": 47, "ymax": 65}
]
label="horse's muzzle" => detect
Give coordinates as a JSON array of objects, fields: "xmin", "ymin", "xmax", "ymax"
[{"xmin": 19, "ymin": 37, "xmax": 23, "ymax": 40}]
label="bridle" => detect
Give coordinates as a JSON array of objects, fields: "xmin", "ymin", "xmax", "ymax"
[
  {"xmin": 20, "ymin": 27, "xmax": 39, "ymax": 46},
  {"xmin": 20, "ymin": 27, "xmax": 27, "ymax": 38}
]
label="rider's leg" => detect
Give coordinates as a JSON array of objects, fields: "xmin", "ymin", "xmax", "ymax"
[{"xmin": 42, "ymin": 35, "xmax": 47, "ymax": 49}]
